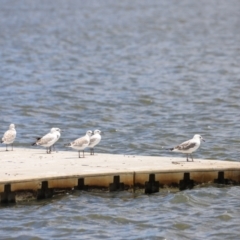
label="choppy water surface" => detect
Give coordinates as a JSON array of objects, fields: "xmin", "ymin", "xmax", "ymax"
[
  {"xmin": 1, "ymin": 187, "xmax": 240, "ymax": 239},
  {"xmin": 0, "ymin": 0, "xmax": 240, "ymax": 239}
]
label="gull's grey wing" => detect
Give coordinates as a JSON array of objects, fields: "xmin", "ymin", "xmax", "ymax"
[
  {"xmin": 36, "ymin": 133, "xmax": 55, "ymax": 145},
  {"xmin": 89, "ymin": 137, "xmax": 98, "ymax": 145},
  {"xmin": 2, "ymin": 130, "xmax": 16, "ymax": 142},
  {"xmin": 37, "ymin": 137, "xmax": 54, "ymax": 145},
  {"xmin": 175, "ymin": 140, "xmax": 197, "ymax": 151},
  {"xmin": 72, "ymin": 137, "xmax": 89, "ymax": 147}
]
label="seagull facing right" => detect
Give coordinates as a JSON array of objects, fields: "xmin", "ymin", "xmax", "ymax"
[
  {"xmin": 1, "ymin": 123, "xmax": 17, "ymax": 151},
  {"xmin": 65, "ymin": 130, "xmax": 92, "ymax": 158},
  {"xmin": 88, "ymin": 129, "xmax": 101, "ymax": 155},
  {"xmin": 32, "ymin": 128, "xmax": 61, "ymax": 154},
  {"xmin": 170, "ymin": 134, "xmax": 205, "ymax": 161}
]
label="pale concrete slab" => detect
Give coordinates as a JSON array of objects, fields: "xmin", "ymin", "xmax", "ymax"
[{"xmin": 0, "ymin": 147, "xmax": 240, "ymax": 184}]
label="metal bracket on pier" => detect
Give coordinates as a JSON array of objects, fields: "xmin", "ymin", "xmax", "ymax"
[
  {"xmin": 145, "ymin": 174, "xmax": 159, "ymax": 194},
  {"xmin": 109, "ymin": 176, "xmax": 124, "ymax": 191},
  {"xmin": 0, "ymin": 184, "xmax": 16, "ymax": 203},
  {"xmin": 214, "ymin": 171, "xmax": 229, "ymax": 184},
  {"xmin": 75, "ymin": 178, "xmax": 88, "ymax": 191},
  {"xmin": 179, "ymin": 173, "xmax": 194, "ymax": 190},
  {"xmin": 37, "ymin": 181, "xmax": 53, "ymax": 199}
]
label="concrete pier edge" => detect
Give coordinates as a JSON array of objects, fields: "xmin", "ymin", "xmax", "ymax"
[{"xmin": 0, "ymin": 148, "xmax": 240, "ymax": 203}]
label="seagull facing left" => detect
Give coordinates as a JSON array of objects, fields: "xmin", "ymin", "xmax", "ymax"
[
  {"xmin": 170, "ymin": 134, "xmax": 205, "ymax": 161},
  {"xmin": 32, "ymin": 128, "xmax": 61, "ymax": 154},
  {"xmin": 1, "ymin": 123, "xmax": 17, "ymax": 151}
]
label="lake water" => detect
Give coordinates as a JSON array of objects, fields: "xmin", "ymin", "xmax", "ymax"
[{"xmin": 0, "ymin": 0, "xmax": 240, "ymax": 239}]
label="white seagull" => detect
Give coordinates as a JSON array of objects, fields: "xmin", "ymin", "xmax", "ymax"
[
  {"xmin": 65, "ymin": 130, "xmax": 92, "ymax": 158},
  {"xmin": 32, "ymin": 128, "xmax": 61, "ymax": 154},
  {"xmin": 52, "ymin": 128, "xmax": 62, "ymax": 152},
  {"xmin": 170, "ymin": 134, "xmax": 205, "ymax": 161},
  {"xmin": 1, "ymin": 123, "xmax": 17, "ymax": 151},
  {"xmin": 88, "ymin": 129, "xmax": 102, "ymax": 155}
]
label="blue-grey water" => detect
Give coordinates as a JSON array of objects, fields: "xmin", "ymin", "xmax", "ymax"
[{"xmin": 0, "ymin": 0, "xmax": 240, "ymax": 239}]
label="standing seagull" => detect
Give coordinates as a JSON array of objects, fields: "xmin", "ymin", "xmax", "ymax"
[
  {"xmin": 89, "ymin": 129, "xmax": 102, "ymax": 155},
  {"xmin": 65, "ymin": 130, "xmax": 92, "ymax": 158},
  {"xmin": 1, "ymin": 123, "xmax": 17, "ymax": 151},
  {"xmin": 32, "ymin": 128, "xmax": 61, "ymax": 154},
  {"xmin": 52, "ymin": 128, "xmax": 63, "ymax": 152},
  {"xmin": 170, "ymin": 134, "xmax": 205, "ymax": 161}
]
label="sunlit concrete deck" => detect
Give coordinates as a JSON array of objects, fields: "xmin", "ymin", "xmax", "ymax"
[{"xmin": 0, "ymin": 148, "xmax": 240, "ymax": 202}]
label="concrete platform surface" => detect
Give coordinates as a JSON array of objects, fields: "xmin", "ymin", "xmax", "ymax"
[{"xmin": 1, "ymin": 148, "xmax": 240, "ymax": 184}]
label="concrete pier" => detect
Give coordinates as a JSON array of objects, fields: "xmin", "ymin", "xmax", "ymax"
[{"xmin": 0, "ymin": 148, "xmax": 240, "ymax": 202}]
